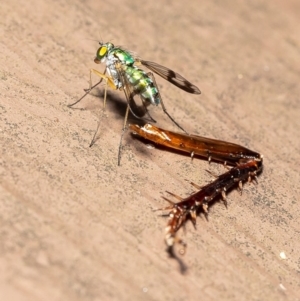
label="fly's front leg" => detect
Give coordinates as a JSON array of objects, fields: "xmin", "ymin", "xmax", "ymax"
[
  {"xmin": 89, "ymin": 69, "xmax": 117, "ymax": 110},
  {"xmin": 84, "ymin": 66, "xmax": 107, "ymax": 93},
  {"xmin": 89, "ymin": 69, "xmax": 118, "ymax": 148},
  {"xmin": 68, "ymin": 68, "xmax": 110, "ymax": 108},
  {"xmin": 147, "ymin": 72, "xmax": 187, "ymax": 134}
]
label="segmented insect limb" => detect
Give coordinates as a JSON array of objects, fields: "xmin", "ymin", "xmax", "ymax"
[
  {"xmin": 129, "ymin": 123, "xmax": 261, "ymax": 164},
  {"xmin": 130, "ymin": 123, "xmax": 264, "ymax": 255},
  {"xmin": 162, "ymin": 159, "xmax": 262, "ymax": 254},
  {"xmin": 68, "ymin": 67, "xmax": 108, "ymax": 108}
]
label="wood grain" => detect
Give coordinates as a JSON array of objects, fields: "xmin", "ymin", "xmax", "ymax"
[{"xmin": 1, "ymin": 0, "xmax": 299, "ymax": 300}]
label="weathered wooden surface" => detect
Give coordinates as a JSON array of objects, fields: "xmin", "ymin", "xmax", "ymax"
[{"xmin": 0, "ymin": 0, "xmax": 299, "ymax": 300}]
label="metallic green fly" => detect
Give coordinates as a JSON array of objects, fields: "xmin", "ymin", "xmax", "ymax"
[{"xmin": 68, "ymin": 42, "xmax": 201, "ymax": 165}]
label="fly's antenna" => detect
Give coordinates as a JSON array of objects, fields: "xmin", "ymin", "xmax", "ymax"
[
  {"xmin": 81, "ymin": 38, "xmax": 101, "ymax": 47},
  {"xmin": 98, "ymin": 36, "xmax": 104, "ymax": 46}
]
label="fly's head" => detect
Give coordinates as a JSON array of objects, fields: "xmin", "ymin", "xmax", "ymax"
[{"xmin": 94, "ymin": 42, "xmax": 114, "ymax": 64}]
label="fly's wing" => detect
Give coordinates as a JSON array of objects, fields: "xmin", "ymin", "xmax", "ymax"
[{"xmin": 140, "ymin": 60, "xmax": 201, "ymax": 94}]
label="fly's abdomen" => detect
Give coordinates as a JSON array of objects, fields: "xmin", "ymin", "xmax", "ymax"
[{"xmin": 125, "ymin": 66, "xmax": 160, "ymax": 105}]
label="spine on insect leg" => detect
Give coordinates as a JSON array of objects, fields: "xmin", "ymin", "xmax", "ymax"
[{"xmin": 163, "ymin": 158, "xmax": 263, "ymax": 252}]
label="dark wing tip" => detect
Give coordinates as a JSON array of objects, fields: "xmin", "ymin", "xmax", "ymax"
[
  {"xmin": 192, "ymin": 86, "xmax": 201, "ymax": 94},
  {"xmin": 182, "ymin": 82, "xmax": 201, "ymax": 94}
]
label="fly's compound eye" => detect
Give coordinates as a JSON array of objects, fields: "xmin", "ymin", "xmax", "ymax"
[
  {"xmin": 99, "ymin": 46, "xmax": 107, "ymax": 57},
  {"xmin": 95, "ymin": 46, "xmax": 108, "ymax": 62}
]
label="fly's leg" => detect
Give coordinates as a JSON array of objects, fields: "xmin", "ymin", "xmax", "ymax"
[
  {"xmin": 147, "ymin": 72, "xmax": 187, "ymax": 134},
  {"xmin": 118, "ymin": 104, "xmax": 130, "ymax": 166},
  {"xmin": 84, "ymin": 67, "xmax": 107, "ymax": 93},
  {"xmin": 88, "ymin": 69, "xmax": 118, "ymax": 147},
  {"xmin": 116, "ymin": 65, "xmax": 140, "ymax": 166},
  {"xmin": 115, "ymin": 64, "xmax": 156, "ymax": 165},
  {"xmin": 115, "ymin": 63, "xmax": 158, "ymax": 165},
  {"xmin": 67, "ymin": 79, "xmax": 103, "ymax": 108},
  {"xmin": 68, "ymin": 68, "xmax": 108, "ymax": 108},
  {"xmin": 124, "ymin": 92, "xmax": 155, "ymax": 121},
  {"xmin": 88, "ymin": 69, "xmax": 117, "ymax": 108},
  {"xmin": 139, "ymin": 95, "xmax": 157, "ymax": 123}
]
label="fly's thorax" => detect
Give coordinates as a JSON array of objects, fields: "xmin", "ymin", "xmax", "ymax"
[
  {"xmin": 124, "ymin": 66, "xmax": 160, "ymax": 106},
  {"xmin": 111, "ymin": 48, "xmax": 135, "ymax": 65}
]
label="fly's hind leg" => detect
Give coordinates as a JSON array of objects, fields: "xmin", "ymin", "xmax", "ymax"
[
  {"xmin": 139, "ymin": 95, "xmax": 157, "ymax": 123},
  {"xmin": 147, "ymin": 72, "xmax": 187, "ymax": 134}
]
